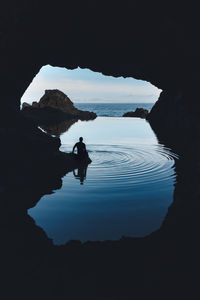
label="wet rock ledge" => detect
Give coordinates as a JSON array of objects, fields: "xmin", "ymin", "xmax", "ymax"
[
  {"xmin": 123, "ymin": 108, "xmax": 149, "ymax": 118},
  {"xmin": 21, "ymin": 89, "xmax": 97, "ymax": 125}
]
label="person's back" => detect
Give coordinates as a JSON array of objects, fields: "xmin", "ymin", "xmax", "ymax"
[
  {"xmin": 72, "ymin": 137, "xmax": 86, "ymax": 158},
  {"xmin": 75, "ymin": 141, "xmax": 86, "ymax": 156}
]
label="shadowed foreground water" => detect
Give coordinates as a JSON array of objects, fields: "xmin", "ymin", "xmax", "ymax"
[{"xmin": 29, "ymin": 117, "xmax": 178, "ymax": 244}]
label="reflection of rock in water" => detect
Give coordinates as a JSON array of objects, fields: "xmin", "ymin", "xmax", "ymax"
[{"xmin": 40, "ymin": 119, "xmax": 78, "ymax": 137}]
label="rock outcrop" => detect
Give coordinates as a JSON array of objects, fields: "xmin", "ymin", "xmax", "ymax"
[
  {"xmin": 123, "ymin": 108, "xmax": 149, "ymax": 118},
  {"xmin": 21, "ymin": 89, "xmax": 96, "ymax": 124},
  {"xmin": 37, "ymin": 90, "xmax": 77, "ymax": 113},
  {"xmin": 22, "ymin": 102, "xmax": 31, "ymax": 109},
  {"xmin": 147, "ymin": 89, "xmax": 200, "ymax": 153}
]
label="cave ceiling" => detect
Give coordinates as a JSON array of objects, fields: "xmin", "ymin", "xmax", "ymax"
[{"xmin": 0, "ymin": 1, "xmax": 200, "ymax": 109}]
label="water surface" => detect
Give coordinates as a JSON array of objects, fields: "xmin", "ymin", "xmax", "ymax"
[
  {"xmin": 75, "ymin": 102, "xmax": 154, "ymax": 117},
  {"xmin": 29, "ymin": 117, "xmax": 177, "ymax": 244}
]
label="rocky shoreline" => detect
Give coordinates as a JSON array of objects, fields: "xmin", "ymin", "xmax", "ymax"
[
  {"xmin": 22, "ymin": 89, "xmax": 97, "ymax": 125},
  {"xmin": 123, "ymin": 107, "xmax": 149, "ymax": 118}
]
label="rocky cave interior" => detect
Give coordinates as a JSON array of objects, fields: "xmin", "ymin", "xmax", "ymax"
[{"xmin": 1, "ymin": 1, "xmax": 200, "ymax": 299}]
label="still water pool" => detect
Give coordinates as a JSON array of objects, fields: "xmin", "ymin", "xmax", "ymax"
[{"xmin": 29, "ymin": 117, "xmax": 178, "ymax": 244}]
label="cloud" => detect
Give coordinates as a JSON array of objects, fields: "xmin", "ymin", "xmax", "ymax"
[{"xmin": 21, "ymin": 66, "xmax": 161, "ymax": 103}]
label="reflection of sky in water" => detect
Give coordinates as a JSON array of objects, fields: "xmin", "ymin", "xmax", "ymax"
[
  {"xmin": 29, "ymin": 117, "xmax": 177, "ymax": 244},
  {"xmin": 60, "ymin": 117, "xmax": 157, "ymax": 145}
]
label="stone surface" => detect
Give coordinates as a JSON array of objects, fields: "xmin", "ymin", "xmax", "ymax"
[
  {"xmin": 123, "ymin": 108, "xmax": 149, "ymax": 118},
  {"xmin": 38, "ymin": 90, "xmax": 76, "ymax": 113},
  {"xmin": 22, "ymin": 102, "xmax": 31, "ymax": 109},
  {"xmin": 147, "ymin": 89, "xmax": 200, "ymax": 153},
  {"xmin": 32, "ymin": 101, "xmax": 39, "ymax": 108},
  {"xmin": 22, "ymin": 89, "xmax": 96, "ymax": 123}
]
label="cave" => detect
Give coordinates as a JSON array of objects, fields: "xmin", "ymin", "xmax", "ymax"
[{"xmin": 1, "ymin": 1, "xmax": 200, "ymax": 299}]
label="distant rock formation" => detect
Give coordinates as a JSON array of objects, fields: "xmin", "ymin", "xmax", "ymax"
[
  {"xmin": 22, "ymin": 102, "xmax": 31, "ymax": 109},
  {"xmin": 123, "ymin": 108, "xmax": 149, "ymax": 118},
  {"xmin": 37, "ymin": 90, "xmax": 77, "ymax": 113},
  {"xmin": 21, "ymin": 90, "xmax": 96, "ymax": 124}
]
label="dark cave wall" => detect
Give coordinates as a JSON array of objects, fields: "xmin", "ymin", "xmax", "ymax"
[
  {"xmin": 0, "ymin": 0, "xmax": 200, "ymax": 154},
  {"xmin": 147, "ymin": 88, "xmax": 200, "ymax": 151},
  {"xmin": 1, "ymin": 1, "xmax": 200, "ymax": 113},
  {"xmin": 1, "ymin": 4, "xmax": 200, "ymax": 298}
]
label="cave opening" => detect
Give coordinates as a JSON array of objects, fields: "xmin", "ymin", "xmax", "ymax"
[
  {"xmin": 21, "ymin": 65, "xmax": 161, "ymax": 106},
  {"xmin": 19, "ymin": 65, "xmax": 178, "ymax": 245}
]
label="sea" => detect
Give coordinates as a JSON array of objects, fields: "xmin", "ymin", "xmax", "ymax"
[
  {"xmin": 75, "ymin": 103, "xmax": 154, "ymax": 117},
  {"xmin": 29, "ymin": 103, "xmax": 178, "ymax": 245}
]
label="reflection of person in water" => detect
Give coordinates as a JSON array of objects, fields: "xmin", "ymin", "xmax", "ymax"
[
  {"xmin": 72, "ymin": 137, "xmax": 88, "ymax": 159},
  {"xmin": 72, "ymin": 137, "xmax": 90, "ymax": 184},
  {"xmin": 73, "ymin": 165, "xmax": 88, "ymax": 185}
]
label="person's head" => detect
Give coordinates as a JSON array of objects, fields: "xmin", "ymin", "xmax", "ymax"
[{"xmin": 79, "ymin": 137, "xmax": 83, "ymax": 142}]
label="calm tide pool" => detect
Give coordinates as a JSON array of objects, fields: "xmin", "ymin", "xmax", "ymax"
[{"xmin": 29, "ymin": 117, "xmax": 178, "ymax": 244}]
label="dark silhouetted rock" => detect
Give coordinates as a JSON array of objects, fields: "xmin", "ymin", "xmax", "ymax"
[
  {"xmin": 147, "ymin": 89, "xmax": 200, "ymax": 154},
  {"xmin": 38, "ymin": 89, "xmax": 76, "ymax": 113},
  {"xmin": 22, "ymin": 102, "xmax": 31, "ymax": 109},
  {"xmin": 21, "ymin": 89, "xmax": 97, "ymax": 123},
  {"xmin": 123, "ymin": 108, "xmax": 149, "ymax": 118},
  {"xmin": 32, "ymin": 101, "xmax": 39, "ymax": 108}
]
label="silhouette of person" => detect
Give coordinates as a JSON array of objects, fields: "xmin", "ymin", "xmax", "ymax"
[
  {"xmin": 73, "ymin": 165, "xmax": 88, "ymax": 185},
  {"xmin": 72, "ymin": 137, "xmax": 88, "ymax": 159}
]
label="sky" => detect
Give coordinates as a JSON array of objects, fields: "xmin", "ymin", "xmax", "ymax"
[{"xmin": 21, "ymin": 65, "xmax": 161, "ymax": 104}]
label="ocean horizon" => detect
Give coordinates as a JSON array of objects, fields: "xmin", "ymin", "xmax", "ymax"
[{"xmin": 75, "ymin": 102, "xmax": 154, "ymax": 117}]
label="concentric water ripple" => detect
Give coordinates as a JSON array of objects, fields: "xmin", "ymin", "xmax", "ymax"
[
  {"xmin": 30, "ymin": 118, "xmax": 179, "ymax": 244},
  {"xmin": 62, "ymin": 143, "xmax": 178, "ymax": 191}
]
